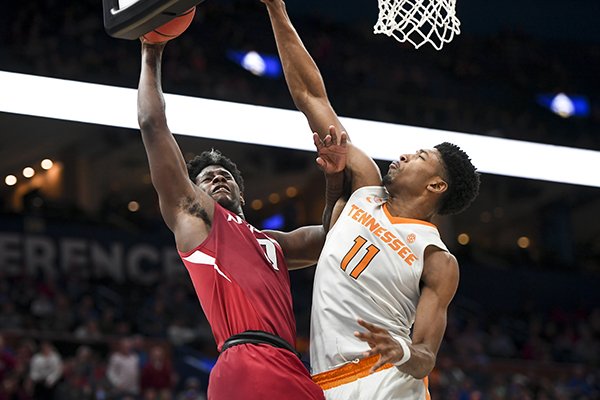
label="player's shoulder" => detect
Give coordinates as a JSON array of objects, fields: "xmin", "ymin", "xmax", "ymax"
[
  {"xmin": 422, "ymin": 247, "xmax": 459, "ymax": 297},
  {"xmin": 423, "ymin": 247, "xmax": 458, "ymax": 278},
  {"xmin": 424, "ymin": 245, "xmax": 455, "ymax": 262},
  {"xmin": 262, "ymin": 229, "xmax": 283, "ymax": 244},
  {"xmin": 349, "ymin": 185, "xmax": 387, "ymax": 202}
]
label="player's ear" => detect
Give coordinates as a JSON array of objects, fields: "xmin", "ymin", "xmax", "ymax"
[
  {"xmin": 427, "ymin": 177, "xmax": 448, "ymax": 194},
  {"xmin": 240, "ymin": 193, "xmax": 246, "ymax": 206}
]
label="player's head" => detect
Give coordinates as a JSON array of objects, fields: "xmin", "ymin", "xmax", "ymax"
[
  {"xmin": 434, "ymin": 142, "xmax": 480, "ymax": 215},
  {"xmin": 383, "ymin": 142, "xmax": 479, "ymax": 215},
  {"xmin": 187, "ymin": 149, "xmax": 245, "ymax": 214}
]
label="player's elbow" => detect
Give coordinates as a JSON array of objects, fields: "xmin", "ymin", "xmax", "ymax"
[
  {"xmin": 412, "ymin": 365, "xmax": 434, "ymax": 380},
  {"xmin": 292, "ymin": 89, "xmax": 328, "ymax": 114},
  {"xmin": 290, "ymin": 89, "xmax": 312, "ymax": 111},
  {"xmin": 138, "ymin": 112, "xmax": 167, "ymax": 135}
]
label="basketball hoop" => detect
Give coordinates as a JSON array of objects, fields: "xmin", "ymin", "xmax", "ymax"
[{"xmin": 374, "ymin": 0, "xmax": 460, "ymax": 50}]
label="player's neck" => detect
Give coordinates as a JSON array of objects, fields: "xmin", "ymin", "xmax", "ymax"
[
  {"xmin": 385, "ymin": 195, "xmax": 435, "ymax": 222},
  {"xmin": 220, "ymin": 201, "xmax": 245, "ymax": 220},
  {"xmin": 234, "ymin": 209, "xmax": 245, "ymax": 220}
]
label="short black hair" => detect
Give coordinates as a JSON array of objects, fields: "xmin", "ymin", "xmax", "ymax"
[
  {"xmin": 434, "ymin": 142, "xmax": 480, "ymax": 215},
  {"xmin": 186, "ymin": 149, "xmax": 245, "ymax": 193}
]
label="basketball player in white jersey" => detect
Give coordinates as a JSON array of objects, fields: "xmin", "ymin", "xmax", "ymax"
[{"xmin": 261, "ymin": 1, "xmax": 481, "ymax": 398}]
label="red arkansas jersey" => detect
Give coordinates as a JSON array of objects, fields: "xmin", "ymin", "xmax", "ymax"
[
  {"xmin": 178, "ymin": 203, "xmax": 297, "ymax": 349},
  {"xmin": 178, "ymin": 203, "xmax": 324, "ymax": 400}
]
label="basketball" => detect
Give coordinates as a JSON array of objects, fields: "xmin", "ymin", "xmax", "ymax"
[{"xmin": 142, "ymin": 7, "xmax": 196, "ymax": 44}]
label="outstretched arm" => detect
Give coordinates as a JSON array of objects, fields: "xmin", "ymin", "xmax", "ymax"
[
  {"xmin": 354, "ymin": 248, "xmax": 459, "ymax": 378},
  {"xmin": 262, "ymin": 0, "xmax": 381, "ymax": 191},
  {"xmin": 138, "ymin": 42, "xmax": 213, "ymax": 244}
]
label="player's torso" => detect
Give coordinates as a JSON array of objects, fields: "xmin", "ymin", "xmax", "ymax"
[
  {"xmin": 311, "ymin": 186, "xmax": 447, "ymax": 374},
  {"xmin": 179, "ymin": 204, "xmax": 296, "ymax": 348}
]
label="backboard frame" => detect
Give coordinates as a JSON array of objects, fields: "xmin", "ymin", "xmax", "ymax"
[{"xmin": 103, "ymin": 0, "xmax": 205, "ymax": 40}]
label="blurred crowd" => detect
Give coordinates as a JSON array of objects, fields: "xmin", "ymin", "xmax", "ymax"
[
  {"xmin": 0, "ymin": 333, "xmax": 206, "ymax": 400},
  {"xmin": 0, "ymin": 268, "xmax": 598, "ymax": 399}
]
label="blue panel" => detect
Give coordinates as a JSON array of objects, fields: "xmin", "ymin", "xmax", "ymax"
[{"xmin": 262, "ymin": 214, "xmax": 285, "ymax": 230}]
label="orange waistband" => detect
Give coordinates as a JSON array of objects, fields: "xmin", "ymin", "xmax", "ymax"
[{"xmin": 312, "ymin": 355, "xmax": 394, "ymax": 390}]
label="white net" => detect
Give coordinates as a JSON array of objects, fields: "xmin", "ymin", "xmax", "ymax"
[{"xmin": 374, "ymin": 0, "xmax": 461, "ymax": 50}]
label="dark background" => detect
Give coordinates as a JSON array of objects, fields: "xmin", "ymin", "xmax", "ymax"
[{"xmin": 0, "ymin": 0, "xmax": 599, "ymax": 399}]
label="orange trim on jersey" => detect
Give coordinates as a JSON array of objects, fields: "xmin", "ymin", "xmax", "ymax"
[
  {"xmin": 383, "ymin": 204, "xmax": 437, "ymax": 228},
  {"xmin": 312, "ymin": 355, "xmax": 393, "ymax": 390},
  {"xmin": 424, "ymin": 376, "xmax": 431, "ymax": 400}
]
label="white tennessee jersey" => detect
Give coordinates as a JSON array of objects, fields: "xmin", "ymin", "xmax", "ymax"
[{"xmin": 310, "ymin": 186, "xmax": 448, "ymax": 374}]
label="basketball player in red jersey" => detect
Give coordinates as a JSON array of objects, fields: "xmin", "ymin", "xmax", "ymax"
[{"xmin": 137, "ymin": 39, "xmax": 345, "ymax": 399}]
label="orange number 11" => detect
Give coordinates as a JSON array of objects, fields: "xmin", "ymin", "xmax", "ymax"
[{"xmin": 341, "ymin": 236, "xmax": 380, "ymax": 279}]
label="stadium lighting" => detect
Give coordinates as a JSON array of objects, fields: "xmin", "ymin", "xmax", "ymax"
[
  {"xmin": 517, "ymin": 236, "xmax": 531, "ymax": 249},
  {"xmin": 22, "ymin": 167, "xmax": 35, "ymax": 178},
  {"xmin": 1, "ymin": 71, "xmax": 599, "ymax": 187},
  {"xmin": 251, "ymin": 199, "xmax": 263, "ymax": 210},
  {"xmin": 457, "ymin": 233, "xmax": 470, "ymax": 246},
  {"xmin": 41, "ymin": 159, "xmax": 54, "ymax": 170},
  {"xmin": 5, "ymin": 175, "xmax": 17, "ymax": 186},
  {"xmin": 128, "ymin": 201, "xmax": 140, "ymax": 212},
  {"xmin": 227, "ymin": 50, "xmax": 282, "ymax": 78}
]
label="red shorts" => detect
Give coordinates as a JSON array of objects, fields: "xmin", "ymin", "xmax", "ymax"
[{"xmin": 208, "ymin": 343, "xmax": 324, "ymax": 400}]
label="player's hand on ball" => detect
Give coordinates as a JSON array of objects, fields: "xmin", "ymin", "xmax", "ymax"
[
  {"xmin": 140, "ymin": 37, "xmax": 166, "ymax": 47},
  {"xmin": 314, "ymin": 125, "xmax": 348, "ymax": 175},
  {"xmin": 354, "ymin": 319, "xmax": 407, "ymax": 373}
]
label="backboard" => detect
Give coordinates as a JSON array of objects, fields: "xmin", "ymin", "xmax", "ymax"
[{"xmin": 103, "ymin": 0, "xmax": 205, "ymax": 40}]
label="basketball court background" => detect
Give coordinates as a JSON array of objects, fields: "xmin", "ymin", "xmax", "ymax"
[{"xmin": 0, "ymin": 0, "xmax": 599, "ymax": 398}]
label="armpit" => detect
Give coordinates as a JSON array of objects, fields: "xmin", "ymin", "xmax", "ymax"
[{"xmin": 181, "ymin": 196, "xmax": 211, "ymax": 226}]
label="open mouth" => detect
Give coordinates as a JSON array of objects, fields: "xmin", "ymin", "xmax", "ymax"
[{"xmin": 213, "ymin": 186, "xmax": 230, "ymax": 194}]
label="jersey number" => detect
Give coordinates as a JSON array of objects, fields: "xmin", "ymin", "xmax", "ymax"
[
  {"xmin": 257, "ymin": 238, "xmax": 279, "ymax": 271},
  {"xmin": 341, "ymin": 236, "xmax": 380, "ymax": 279}
]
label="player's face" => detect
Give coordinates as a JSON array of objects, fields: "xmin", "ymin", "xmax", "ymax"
[
  {"xmin": 383, "ymin": 148, "xmax": 447, "ymax": 195},
  {"xmin": 195, "ymin": 165, "xmax": 244, "ymax": 212}
]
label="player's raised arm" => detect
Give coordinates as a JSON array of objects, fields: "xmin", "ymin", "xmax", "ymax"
[
  {"xmin": 262, "ymin": 0, "xmax": 381, "ymax": 191},
  {"xmin": 137, "ymin": 41, "xmax": 214, "ymax": 234},
  {"xmin": 262, "ymin": 0, "xmax": 336, "ymax": 137}
]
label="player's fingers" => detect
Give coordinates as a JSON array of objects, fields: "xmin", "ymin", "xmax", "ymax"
[
  {"xmin": 328, "ymin": 125, "xmax": 337, "ymax": 138},
  {"xmin": 329, "ymin": 127, "xmax": 338, "ymax": 144},
  {"xmin": 358, "ymin": 319, "xmax": 384, "ymax": 333},
  {"xmin": 369, "ymin": 357, "xmax": 386, "ymax": 374},
  {"xmin": 313, "ymin": 133, "xmax": 322, "ymax": 148},
  {"xmin": 360, "ymin": 346, "xmax": 377, "ymax": 359},
  {"xmin": 316, "ymin": 157, "xmax": 326, "ymax": 170},
  {"xmin": 354, "ymin": 333, "xmax": 378, "ymax": 350},
  {"xmin": 354, "ymin": 330, "xmax": 375, "ymax": 341},
  {"xmin": 340, "ymin": 131, "xmax": 348, "ymax": 145},
  {"xmin": 323, "ymin": 134, "xmax": 333, "ymax": 146},
  {"xmin": 365, "ymin": 351, "xmax": 386, "ymax": 374},
  {"xmin": 356, "ymin": 332, "xmax": 390, "ymax": 351},
  {"xmin": 354, "ymin": 331, "xmax": 367, "ymax": 342}
]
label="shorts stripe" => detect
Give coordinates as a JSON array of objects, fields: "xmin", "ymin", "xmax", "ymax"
[{"xmin": 312, "ymin": 355, "xmax": 394, "ymax": 390}]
